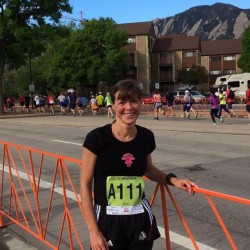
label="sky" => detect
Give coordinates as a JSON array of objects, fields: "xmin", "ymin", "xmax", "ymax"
[{"xmin": 66, "ymin": 0, "xmax": 249, "ymax": 24}]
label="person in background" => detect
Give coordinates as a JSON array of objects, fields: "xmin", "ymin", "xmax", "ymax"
[
  {"xmin": 189, "ymin": 93, "xmax": 199, "ymax": 118},
  {"xmin": 209, "ymin": 89, "xmax": 223, "ymax": 125},
  {"xmin": 69, "ymin": 91, "xmax": 77, "ymax": 117},
  {"xmin": 77, "ymin": 95, "xmax": 84, "ymax": 116},
  {"xmin": 18, "ymin": 94, "xmax": 25, "ymax": 112},
  {"xmin": 226, "ymin": 85, "xmax": 236, "ymax": 117},
  {"xmin": 165, "ymin": 91, "xmax": 175, "ymax": 118},
  {"xmin": 246, "ymin": 83, "xmax": 250, "ymax": 123},
  {"xmin": 34, "ymin": 94, "xmax": 40, "ymax": 113},
  {"xmin": 183, "ymin": 90, "xmax": 191, "ymax": 119},
  {"xmin": 81, "ymin": 96, "xmax": 88, "ymax": 115},
  {"xmin": 96, "ymin": 92, "xmax": 105, "ymax": 114},
  {"xmin": 39, "ymin": 95, "xmax": 46, "ymax": 113},
  {"xmin": 217, "ymin": 89, "xmax": 231, "ymax": 118},
  {"xmin": 104, "ymin": 92, "xmax": 114, "ymax": 119},
  {"xmin": 58, "ymin": 92, "xmax": 66, "ymax": 115},
  {"xmin": 80, "ymin": 79, "xmax": 197, "ymax": 250},
  {"xmin": 47, "ymin": 93, "xmax": 55, "ymax": 115},
  {"xmin": 90, "ymin": 95, "xmax": 98, "ymax": 116},
  {"xmin": 153, "ymin": 89, "xmax": 165, "ymax": 120},
  {"xmin": 24, "ymin": 93, "xmax": 31, "ymax": 112},
  {"xmin": 7, "ymin": 95, "xmax": 16, "ymax": 112}
]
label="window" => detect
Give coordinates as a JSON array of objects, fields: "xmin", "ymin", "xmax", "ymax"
[
  {"xmin": 127, "ymin": 68, "xmax": 136, "ymax": 75},
  {"xmin": 128, "ymin": 53, "xmax": 134, "ymax": 59},
  {"xmin": 160, "ymin": 52, "xmax": 172, "ymax": 58},
  {"xmin": 224, "ymin": 55, "xmax": 235, "ymax": 61},
  {"xmin": 183, "ymin": 51, "xmax": 195, "ymax": 57},
  {"xmin": 228, "ymin": 81, "xmax": 240, "ymax": 88},
  {"xmin": 224, "ymin": 69, "xmax": 236, "ymax": 74},
  {"xmin": 210, "ymin": 56, "xmax": 221, "ymax": 62},
  {"xmin": 127, "ymin": 37, "xmax": 136, "ymax": 44},
  {"xmin": 210, "ymin": 70, "xmax": 221, "ymax": 75}
]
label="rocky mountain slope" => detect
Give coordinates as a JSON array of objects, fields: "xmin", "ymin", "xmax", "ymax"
[{"xmin": 153, "ymin": 3, "xmax": 250, "ymax": 40}]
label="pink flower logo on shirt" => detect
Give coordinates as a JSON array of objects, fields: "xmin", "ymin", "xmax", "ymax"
[{"xmin": 121, "ymin": 153, "xmax": 135, "ymax": 167}]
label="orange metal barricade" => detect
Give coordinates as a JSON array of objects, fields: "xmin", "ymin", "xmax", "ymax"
[{"xmin": 1, "ymin": 140, "xmax": 250, "ymax": 249}]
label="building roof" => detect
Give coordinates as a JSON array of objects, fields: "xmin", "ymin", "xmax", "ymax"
[
  {"xmin": 153, "ymin": 35, "xmax": 201, "ymax": 52},
  {"xmin": 201, "ymin": 39, "xmax": 242, "ymax": 56},
  {"xmin": 117, "ymin": 21, "xmax": 156, "ymax": 38}
]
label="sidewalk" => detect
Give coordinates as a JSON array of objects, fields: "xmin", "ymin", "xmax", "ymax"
[{"xmin": 0, "ymin": 227, "xmax": 37, "ymax": 250}]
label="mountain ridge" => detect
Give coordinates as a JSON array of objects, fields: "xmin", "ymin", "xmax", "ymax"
[{"xmin": 153, "ymin": 3, "xmax": 250, "ymax": 40}]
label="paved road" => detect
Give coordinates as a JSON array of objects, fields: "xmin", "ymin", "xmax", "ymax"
[{"xmin": 0, "ymin": 112, "xmax": 249, "ymax": 249}]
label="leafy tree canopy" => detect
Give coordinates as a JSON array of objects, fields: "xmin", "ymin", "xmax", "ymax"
[
  {"xmin": 238, "ymin": 25, "xmax": 250, "ymax": 72},
  {"xmin": 46, "ymin": 18, "xmax": 129, "ymax": 93},
  {"xmin": 0, "ymin": 0, "xmax": 72, "ymax": 113}
]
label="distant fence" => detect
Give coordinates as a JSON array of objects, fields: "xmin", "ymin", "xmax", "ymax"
[{"xmin": 1, "ymin": 140, "xmax": 250, "ymax": 249}]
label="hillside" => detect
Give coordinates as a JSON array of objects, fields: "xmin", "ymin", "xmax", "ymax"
[{"xmin": 153, "ymin": 3, "xmax": 250, "ymax": 40}]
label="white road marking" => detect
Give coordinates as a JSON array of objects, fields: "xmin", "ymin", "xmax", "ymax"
[
  {"xmin": 52, "ymin": 139, "xmax": 82, "ymax": 146},
  {"xmin": 1, "ymin": 163, "xmax": 217, "ymax": 250}
]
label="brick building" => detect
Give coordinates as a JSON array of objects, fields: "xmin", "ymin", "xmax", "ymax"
[{"xmin": 117, "ymin": 21, "xmax": 243, "ymax": 93}]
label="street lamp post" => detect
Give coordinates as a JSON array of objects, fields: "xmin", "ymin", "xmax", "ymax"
[{"xmin": 28, "ymin": 53, "xmax": 35, "ymax": 109}]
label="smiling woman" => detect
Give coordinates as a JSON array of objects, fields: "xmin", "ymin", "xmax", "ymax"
[{"xmin": 80, "ymin": 79, "xmax": 197, "ymax": 250}]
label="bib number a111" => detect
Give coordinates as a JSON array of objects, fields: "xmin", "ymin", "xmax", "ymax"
[{"xmin": 106, "ymin": 176, "xmax": 145, "ymax": 206}]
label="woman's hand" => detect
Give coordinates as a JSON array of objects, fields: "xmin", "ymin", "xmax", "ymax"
[
  {"xmin": 89, "ymin": 229, "xmax": 109, "ymax": 250},
  {"xmin": 171, "ymin": 177, "xmax": 198, "ymax": 195}
]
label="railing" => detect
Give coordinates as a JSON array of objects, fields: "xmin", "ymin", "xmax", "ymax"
[{"xmin": 1, "ymin": 141, "xmax": 250, "ymax": 249}]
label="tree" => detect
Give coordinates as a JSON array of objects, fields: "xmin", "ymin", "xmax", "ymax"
[
  {"xmin": 176, "ymin": 65, "xmax": 208, "ymax": 87},
  {"xmin": 0, "ymin": 0, "xmax": 72, "ymax": 114},
  {"xmin": 46, "ymin": 18, "xmax": 129, "ymax": 92},
  {"xmin": 238, "ymin": 25, "xmax": 250, "ymax": 72}
]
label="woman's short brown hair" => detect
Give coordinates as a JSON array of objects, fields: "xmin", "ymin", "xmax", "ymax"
[{"xmin": 111, "ymin": 79, "xmax": 142, "ymax": 103}]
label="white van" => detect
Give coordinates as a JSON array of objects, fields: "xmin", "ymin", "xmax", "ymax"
[{"xmin": 214, "ymin": 73, "xmax": 250, "ymax": 97}]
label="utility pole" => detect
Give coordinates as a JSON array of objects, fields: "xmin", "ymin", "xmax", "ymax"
[{"xmin": 62, "ymin": 11, "xmax": 84, "ymax": 26}]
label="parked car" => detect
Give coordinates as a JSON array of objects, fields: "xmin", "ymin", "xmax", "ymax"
[
  {"xmin": 169, "ymin": 90, "xmax": 205, "ymax": 103},
  {"xmin": 141, "ymin": 93, "xmax": 166, "ymax": 104},
  {"xmin": 189, "ymin": 91, "xmax": 206, "ymax": 102}
]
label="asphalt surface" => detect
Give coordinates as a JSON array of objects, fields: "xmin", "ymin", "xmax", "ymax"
[{"xmin": 0, "ymin": 110, "xmax": 249, "ymax": 249}]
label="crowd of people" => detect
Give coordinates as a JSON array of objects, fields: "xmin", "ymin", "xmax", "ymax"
[
  {"xmin": 151, "ymin": 85, "xmax": 250, "ymax": 124},
  {"xmin": 3, "ymin": 83, "xmax": 250, "ymax": 124},
  {"xmin": 3, "ymin": 91, "xmax": 115, "ymax": 118}
]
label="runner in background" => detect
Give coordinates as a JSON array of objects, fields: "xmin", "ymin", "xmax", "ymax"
[{"xmin": 153, "ymin": 89, "xmax": 165, "ymax": 120}]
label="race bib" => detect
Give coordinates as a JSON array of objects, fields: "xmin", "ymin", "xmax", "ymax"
[{"xmin": 106, "ymin": 176, "xmax": 145, "ymax": 207}]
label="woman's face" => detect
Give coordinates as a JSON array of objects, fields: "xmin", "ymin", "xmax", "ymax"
[{"xmin": 112, "ymin": 91, "xmax": 141, "ymax": 125}]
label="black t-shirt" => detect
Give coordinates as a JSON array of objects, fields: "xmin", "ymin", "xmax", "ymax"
[{"xmin": 83, "ymin": 124, "xmax": 156, "ymax": 205}]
